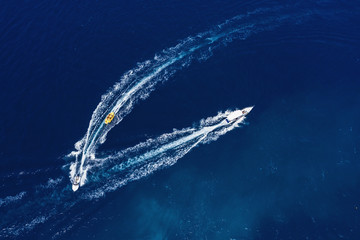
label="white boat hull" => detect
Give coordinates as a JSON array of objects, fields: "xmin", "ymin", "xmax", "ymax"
[
  {"xmin": 226, "ymin": 106, "xmax": 254, "ymax": 123},
  {"xmin": 72, "ymin": 184, "xmax": 79, "ymax": 192}
]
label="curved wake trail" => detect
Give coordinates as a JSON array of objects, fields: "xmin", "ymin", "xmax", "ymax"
[
  {"xmin": 1, "ymin": 4, "xmax": 338, "ymax": 238},
  {"xmin": 0, "ymin": 109, "xmax": 247, "ymax": 239},
  {"xmin": 70, "ymin": 5, "xmax": 313, "ymax": 183}
]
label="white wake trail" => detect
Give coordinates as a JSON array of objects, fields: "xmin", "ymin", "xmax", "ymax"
[
  {"xmin": 69, "ymin": 5, "xmax": 313, "ymax": 184},
  {"xmin": 79, "ymin": 109, "xmax": 248, "ymax": 199}
]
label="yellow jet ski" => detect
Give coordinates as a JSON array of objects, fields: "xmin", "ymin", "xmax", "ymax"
[{"xmin": 105, "ymin": 112, "xmax": 115, "ymax": 124}]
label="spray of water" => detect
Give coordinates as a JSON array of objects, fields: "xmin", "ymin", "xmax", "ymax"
[
  {"xmin": 0, "ymin": 109, "xmax": 248, "ymax": 239},
  {"xmin": 1, "ymin": 4, "xmax": 319, "ymax": 238},
  {"xmin": 79, "ymin": 109, "xmax": 248, "ymax": 199},
  {"xmin": 69, "ymin": 5, "xmax": 311, "ymax": 184}
]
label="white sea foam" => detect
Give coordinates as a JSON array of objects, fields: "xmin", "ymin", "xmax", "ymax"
[
  {"xmin": 42, "ymin": 178, "xmax": 63, "ymax": 189},
  {"xmin": 70, "ymin": 5, "xmax": 311, "ymax": 185},
  {"xmin": 2, "ymin": 214, "xmax": 52, "ymax": 237},
  {"xmin": 0, "ymin": 191, "xmax": 27, "ymax": 207},
  {"xmin": 0, "ymin": 4, "xmax": 347, "ymax": 239},
  {"xmin": 81, "ymin": 109, "xmax": 248, "ymax": 200}
]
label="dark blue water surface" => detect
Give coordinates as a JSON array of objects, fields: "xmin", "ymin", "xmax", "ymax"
[{"xmin": 1, "ymin": 1, "xmax": 360, "ymax": 239}]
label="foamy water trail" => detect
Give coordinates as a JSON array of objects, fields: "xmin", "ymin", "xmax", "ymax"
[
  {"xmin": 78, "ymin": 109, "xmax": 248, "ymax": 200},
  {"xmin": 1, "ymin": 3, "xmax": 353, "ymax": 238},
  {"xmin": 0, "ymin": 191, "xmax": 27, "ymax": 207},
  {"xmin": 0, "ymin": 109, "xmax": 247, "ymax": 239},
  {"xmin": 70, "ymin": 5, "xmax": 313, "ymax": 183}
]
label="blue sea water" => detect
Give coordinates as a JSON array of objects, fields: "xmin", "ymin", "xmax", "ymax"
[{"xmin": 1, "ymin": 0, "xmax": 360, "ymax": 239}]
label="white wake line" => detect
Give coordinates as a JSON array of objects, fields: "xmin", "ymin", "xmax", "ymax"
[
  {"xmin": 82, "ymin": 43, "xmax": 202, "ymax": 152},
  {"xmin": 83, "ymin": 55, "xmax": 182, "ymax": 155},
  {"xmin": 78, "ymin": 56, "xmax": 184, "ymax": 174},
  {"xmin": 75, "ymin": 12, "xmax": 261, "ymax": 174},
  {"xmin": 92, "ymin": 113, "xmax": 245, "ymax": 180},
  {"xmin": 71, "ymin": 4, "xmax": 314, "ymax": 184},
  {"xmin": 78, "ymin": 47, "xmax": 202, "ymax": 175},
  {"xmin": 81, "ymin": 115, "xmax": 247, "ymax": 200},
  {"xmin": 109, "ymin": 121, "xmax": 226, "ymax": 173},
  {"xmin": 0, "ymin": 191, "xmax": 26, "ymax": 208},
  {"xmin": 77, "ymin": 38, "xmax": 222, "ymax": 175}
]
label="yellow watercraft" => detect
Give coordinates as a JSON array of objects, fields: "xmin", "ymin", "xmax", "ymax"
[{"xmin": 105, "ymin": 112, "xmax": 115, "ymax": 124}]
